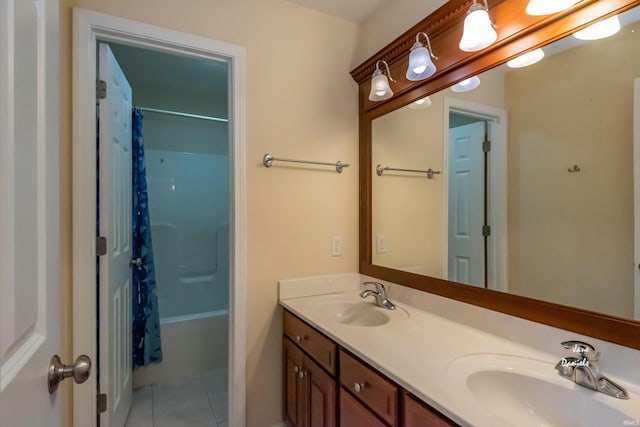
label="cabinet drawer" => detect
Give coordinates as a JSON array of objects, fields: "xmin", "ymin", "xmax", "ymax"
[
  {"xmin": 339, "ymin": 350, "xmax": 398, "ymax": 426},
  {"xmin": 403, "ymin": 392, "xmax": 459, "ymax": 427},
  {"xmin": 283, "ymin": 310, "xmax": 336, "ymax": 374},
  {"xmin": 340, "ymin": 388, "xmax": 387, "ymax": 427}
]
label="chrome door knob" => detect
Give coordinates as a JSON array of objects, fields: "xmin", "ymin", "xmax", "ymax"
[{"xmin": 48, "ymin": 354, "xmax": 91, "ymax": 394}]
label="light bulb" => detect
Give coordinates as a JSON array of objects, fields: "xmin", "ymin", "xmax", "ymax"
[
  {"xmin": 507, "ymin": 48, "xmax": 545, "ymax": 68},
  {"xmin": 525, "ymin": 0, "xmax": 578, "ymax": 16},
  {"xmin": 573, "ymin": 15, "xmax": 621, "ymax": 40}
]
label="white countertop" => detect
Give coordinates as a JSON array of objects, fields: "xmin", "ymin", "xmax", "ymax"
[{"xmin": 278, "ymin": 273, "xmax": 640, "ymax": 427}]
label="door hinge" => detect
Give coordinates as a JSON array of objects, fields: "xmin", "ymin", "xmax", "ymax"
[
  {"xmin": 97, "ymin": 393, "xmax": 108, "ymax": 413},
  {"xmin": 96, "ymin": 236, "xmax": 107, "ymax": 256},
  {"xmin": 483, "ymin": 140, "xmax": 491, "ymax": 152},
  {"xmin": 96, "ymin": 80, "xmax": 107, "ymax": 99},
  {"xmin": 482, "ymin": 225, "xmax": 491, "ymax": 237}
]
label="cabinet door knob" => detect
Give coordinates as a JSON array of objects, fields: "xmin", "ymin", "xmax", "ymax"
[
  {"xmin": 299, "ymin": 369, "xmax": 306, "ymax": 379},
  {"xmin": 294, "ymin": 365, "xmax": 299, "ymax": 373},
  {"xmin": 353, "ymin": 382, "xmax": 365, "ymax": 393},
  {"xmin": 295, "ymin": 335, "xmax": 306, "ymax": 343}
]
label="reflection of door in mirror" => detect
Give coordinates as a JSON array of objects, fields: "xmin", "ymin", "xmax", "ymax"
[{"xmin": 447, "ymin": 119, "xmax": 486, "ymax": 288}]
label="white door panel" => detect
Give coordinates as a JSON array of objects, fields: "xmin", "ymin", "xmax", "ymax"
[
  {"xmin": 448, "ymin": 121, "xmax": 485, "ymax": 287},
  {"xmin": 98, "ymin": 43, "xmax": 133, "ymax": 427},
  {"xmin": 0, "ymin": 0, "xmax": 64, "ymax": 425}
]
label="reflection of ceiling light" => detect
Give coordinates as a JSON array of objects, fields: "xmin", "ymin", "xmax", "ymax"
[
  {"xmin": 573, "ymin": 15, "xmax": 621, "ymax": 40},
  {"xmin": 459, "ymin": 0, "xmax": 497, "ymax": 52},
  {"xmin": 507, "ymin": 48, "xmax": 545, "ymax": 68},
  {"xmin": 525, "ymin": 0, "xmax": 578, "ymax": 16},
  {"xmin": 451, "ymin": 76, "xmax": 481, "ymax": 92},
  {"xmin": 408, "ymin": 96, "xmax": 432, "ymax": 110}
]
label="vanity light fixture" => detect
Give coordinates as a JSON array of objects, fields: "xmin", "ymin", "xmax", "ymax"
[
  {"xmin": 406, "ymin": 32, "xmax": 438, "ymax": 81},
  {"xmin": 573, "ymin": 15, "xmax": 621, "ymax": 40},
  {"xmin": 459, "ymin": 0, "xmax": 497, "ymax": 52},
  {"xmin": 507, "ymin": 48, "xmax": 545, "ymax": 68},
  {"xmin": 451, "ymin": 76, "xmax": 481, "ymax": 92},
  {"xmin": 368, "ymin": 60, "xmax": 396, "ymax": 101},
  {"xmin": 408, "ymin": 96, "xmax": 432, "ymax": 110},
  {"xmin": 525, "ymin": 0, "xmax": 578, "ymax": 16}
]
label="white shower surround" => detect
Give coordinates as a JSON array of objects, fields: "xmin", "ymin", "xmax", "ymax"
[{"xmin": 146, "ymin": 149, "xmax": 230, "ymax": 320}]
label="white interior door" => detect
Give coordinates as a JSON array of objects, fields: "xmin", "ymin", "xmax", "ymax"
[
  {"xmin": 634, "ymin": 77, "xmax": 640, "ymax": 321},
  {"xmin": 448, "ymin": 121, "xmax": 486, "ymax": 287},
  {"xmin": 98, "ymin": 43, "xmax": 133, "ymax": 427},
  {"xmin": 0, "ymin": 0, "xmax": 66, "ymax": 425}
]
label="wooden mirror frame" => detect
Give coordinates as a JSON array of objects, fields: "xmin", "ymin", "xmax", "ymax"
[{"xmin": 351, "ymin": 0, "xmax": 640, "ymax": 350}]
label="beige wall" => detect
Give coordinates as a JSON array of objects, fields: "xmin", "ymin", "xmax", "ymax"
[
  {"xmin": 354, "ymin": 0, "xmax": 447, "ymax": 67},
  {"xmin": 59, "ymin": 1, "xmax": 359, "ymax": 425},
  {"xmin": 505, "ymin": 23, "xmax": 640, "ymax": 317}
]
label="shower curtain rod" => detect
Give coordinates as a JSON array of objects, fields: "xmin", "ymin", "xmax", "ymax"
[{"xmin": 135, "ymin": 106, "xmax": 228, "ymax": 123}]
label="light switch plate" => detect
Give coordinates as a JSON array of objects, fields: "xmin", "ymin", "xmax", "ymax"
[{"xmin": 331, "ymin": 235, "xmax": 342, "ymax": 256}]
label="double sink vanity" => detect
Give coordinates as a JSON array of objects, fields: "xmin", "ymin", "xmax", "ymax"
[
  {"xmin": 279, "ymin": 274, "xmax": 640, "ymax": 426},
  {"xmin": 281, "ymin": 0, "xmax": 640, "ymax": 425}
]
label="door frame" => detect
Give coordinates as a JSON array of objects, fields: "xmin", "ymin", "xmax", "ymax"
[
  {"xmin": 72, "ymin": 9, "xmax": 247, "ymax": 426},
  {"xmin": 443, "ymin": 97, "xmax": 508, "ymax": 292}
]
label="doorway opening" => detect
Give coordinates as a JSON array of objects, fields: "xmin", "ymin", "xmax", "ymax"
[
  {"xmin": 73, "ymin": 9, "xmax": 246, "ymax": 427},
  {"xmin": 443, "ymin": 97, "xmax": 507, "ymax": 292},
  {"xmin": 96, "ymin": 41, "xmax": 231, "ymax": 427}
]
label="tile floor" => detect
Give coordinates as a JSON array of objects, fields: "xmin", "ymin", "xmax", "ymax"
[{"xmin": 125, "ymin": 369, "xmax": 228, "ymax": 427}]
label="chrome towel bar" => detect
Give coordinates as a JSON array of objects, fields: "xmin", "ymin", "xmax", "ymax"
[
  {"xmin": 376, "ymin": 164, "xmax": 441, "ymax": 179},
  {"xmin": 263, "ymin": 153, "xmax": 350, "ymax": 173}
]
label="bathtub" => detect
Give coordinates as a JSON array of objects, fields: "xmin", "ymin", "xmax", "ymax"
[{"xmin": 132, "ymin": 309, "xmax": 229, "ymax": 388}]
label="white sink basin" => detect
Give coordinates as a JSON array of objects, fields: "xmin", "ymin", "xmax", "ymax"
[
  {"xmin": 330, "ymin": 301, "xmax": 391, "ymax": 326},
  {"xmin": 448, "ymin": 354, "xmax": 639, "ymax": 427}
]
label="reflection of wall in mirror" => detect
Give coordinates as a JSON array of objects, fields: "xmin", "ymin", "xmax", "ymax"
[
  {"xmin": 371, "ymin": 69, "xmax": 506, "ymax": 276},
  {"xmin": 505, "ymin": 21, "xmax": 640, "ymax": 318}
]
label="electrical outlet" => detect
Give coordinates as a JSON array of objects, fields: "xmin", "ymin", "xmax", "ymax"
[{"xmin": 331, "ymin": 235, "xmax": 343, "ymax": 256}]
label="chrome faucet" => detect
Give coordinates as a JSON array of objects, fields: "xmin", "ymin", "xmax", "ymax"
[
  {"xmin": 554, "ymin": 340, "xmax": 629, "ymax": 399},
  {"xmin": 359, "ymin": 282, "xmax": 396, "ymax": 310}
]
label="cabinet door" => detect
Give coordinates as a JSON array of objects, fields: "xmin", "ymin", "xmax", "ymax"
[
  {"xmin": 340, "ymin": 388, "xmax": 388, "ymax": 427},
  {"xmin": 403, "ymin": 392, "xmax": 459, "ymax": 427},
  {"xmin": 283, "ymin": 337, "xmax": 305, "ymax": 427},
  {"xmin": 305, "ymin": 355, "xmax": 336, "ymax": 427}
]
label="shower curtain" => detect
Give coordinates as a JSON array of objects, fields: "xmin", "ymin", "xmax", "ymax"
[{"xmin": 132, "ymin": 109, "xmax": 163, "ymax": 367}]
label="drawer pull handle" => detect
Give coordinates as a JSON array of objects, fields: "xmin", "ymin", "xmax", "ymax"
[
  {"xmin": 354, "ymin": 382, "xmax": 366, "ymax": 393},
  {"xmin": 295, "ymin": 335, "xmax": 307, "ymax": 343},
  {"xmin": 294, "ymin": 365, "xmax": 299, "ymax": 373},
  {"xmin": 299, "ymin": 369, "xmax": 307, "ymax": 379}
]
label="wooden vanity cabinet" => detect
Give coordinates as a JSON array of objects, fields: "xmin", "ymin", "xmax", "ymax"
[
  {"xmin": 282, "ymin": 310, "xmax": 459, "ymax": 427},
  {"xmin": 339, "ymin": 349, "xmax": 398, "ymax": 426},
  {"xmin": 283, "ymin": 312, "xmax": 337, "ymax": 427},
  {"xmin": 402, "ymin": 392, "xmax": 458, "ymax": 427}
]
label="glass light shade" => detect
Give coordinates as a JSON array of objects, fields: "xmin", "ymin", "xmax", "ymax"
[
  {"xmin": 369, "ymin": 69, "xmax": 393, "ymax": 101},
  {"xmin": 459, "ymin": 4, "xmax": 497, "ymax": 52},
  {"xmin": 573, "ymin": 15, "xmax": 621, "ymax": 40},
  {"xmin": 451, "ymin": 76, "xmax": 481, "ymax": 92},
  {"xmin": 408, "ymin": 96, "xmax": 432, "ymax": 110},
  {"xmin": 507, "ymin": 48, "xmax": 545, "ymax": 68},
  {"xmin": 525, "ymin": 0, "xmax": 578, "ymax": 16},
  {"xmin": 406, "ymin": 44, "xmax": 437, "ymax": 81}
]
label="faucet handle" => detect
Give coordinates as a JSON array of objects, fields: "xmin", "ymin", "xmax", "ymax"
[
  {"xmin": 363, "ymin": 281, "xmax": 386, "ymax": 294},
  {"xmin": 561, "ymin": 340, "xmax": 600, "ymax": 361}
]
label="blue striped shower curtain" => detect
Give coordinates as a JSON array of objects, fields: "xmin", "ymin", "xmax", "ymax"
[{"xmin": 132, "ymin": 109, "xmax": 163, "ymax": 367}]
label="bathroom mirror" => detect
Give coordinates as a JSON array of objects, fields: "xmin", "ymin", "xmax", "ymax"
[
  {"xmin": 372, "ymin": 7, "xmax": 640, "ymax": 320},
  {"xmin": 354, "ymin": 0, "xmax": 640, "ymax": 350}
]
